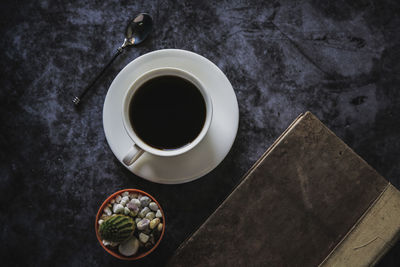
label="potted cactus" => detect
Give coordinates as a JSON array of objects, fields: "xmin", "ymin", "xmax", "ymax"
[{"xmin": 95, "ymin": 189, "xmax": 165, "ymax": 260}]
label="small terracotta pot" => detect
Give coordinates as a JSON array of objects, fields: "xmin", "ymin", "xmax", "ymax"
[{"xmin": 95, "ymin": 189, "xmax": 165, "ymax": 260}]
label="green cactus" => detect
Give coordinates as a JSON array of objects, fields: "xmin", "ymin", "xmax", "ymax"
[{"xmin": 99, "ymin": 215, "xmax": 135, "ymax": 242}]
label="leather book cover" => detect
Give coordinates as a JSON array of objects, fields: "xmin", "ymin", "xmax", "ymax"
[{"xmin": 168, "ymin": 112, "xmax": 400, "ymax": 267}]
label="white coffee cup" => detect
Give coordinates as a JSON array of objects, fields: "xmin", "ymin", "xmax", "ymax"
[{"xmin": 121, "ymin": 67, "xmax": 213, "ymax": 166}]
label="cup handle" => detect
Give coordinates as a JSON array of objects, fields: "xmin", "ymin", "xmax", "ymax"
[{"xmin": 122, "ymin": 144, "xmax": 145, "ymax": 166}]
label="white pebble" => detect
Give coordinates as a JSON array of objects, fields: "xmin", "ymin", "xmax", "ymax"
[
  {"xmin": 115, "ymin": 195, "xmax": 122, "ymax": 203},
  {"xmin": 139, "ymin": 233, "xmax": 149, "ymax": 243},
  {"xmin": 157, "ymin": 223, "xmax": 163, "ymax": 231},
  {"xmin": 121, "ymin": 196, "xmax": 130, "ymax": 206},
  {"xmin": 113, "ymin": 203, "xmax": 124, "ymax": 214},
  {"xmin": 135, "ymin": 218, "xmax": 142, "ymax": 224},
  {"xmin": 130, "ymin": 198, "xmax": 141, "ymax": 207},
  {"xmin": 129, "ymin": 211, "xmax": 137, "ymax": 217},
  {"xmin": 127, "ymin": 203, "xmax": 139, "ymax": 215},
  {"xmin": 122, "ymin": 191, "xmax": 130, "ymax": 197},
  {"xmin": 145, "ymin": 212, "xmax": 155, "ymax": 220},
  {"xmin": 102, "ymin": 240, "xmax": 119, "ymax": 247},
  {"xmin": 128, "ymin": 208, "xmax": 139, "ymax": 217},
  {"xmin": 150, "ymin": 218, "xmax": 160, "ymax": 229},
  {"xmin": 149, "ymin": 202, "xmax": 158, "ymax": 211},
  {"xmin": 129, "ymin": 193, "xmax": 138, "ymax": 199},
  {"xmin": 137, "ymin": 219, "xmax": 150, "ymax": 231},
  {"xmin": 104, "ymin": 207, "xmax": 112, "ymax": 216},
  {"xmin": 110, "ymin": 199, "xmax": 115, "ymax": 204},
  {"xmin": 140, "ymin": 196, "xmax": 151, "ymax": 207},
  {"xmin": 156, "ymin": 210, "xmax": 162, "ymax": 218},
  {"xmin": 124, "ymin": 207, "xmax": 130, "ymax": 215},
  {"xmin": 98, "ymin": 219, "xmax": 104, "ymax": 225},
  {"xmin": 118, "ymin": 237, "xmax": 139, "ymax": 256},
  {"xmin": 139, "ymin": 207, "xmax": 150, "ymax": 218}
]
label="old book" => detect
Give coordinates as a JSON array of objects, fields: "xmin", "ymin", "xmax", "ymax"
[{"xmin": 168, "ymin": 112, "xmax": 400, "ymax": 267}]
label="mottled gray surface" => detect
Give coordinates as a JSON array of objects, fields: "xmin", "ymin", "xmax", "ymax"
[{"xmin": 1, "ymin": 0, "xmax": 399, "ymax": 266}]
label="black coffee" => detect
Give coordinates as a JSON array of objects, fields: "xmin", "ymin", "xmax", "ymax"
[{"xmin": 129, "ymin": 75, "xmax": 206, "ymax": 150}]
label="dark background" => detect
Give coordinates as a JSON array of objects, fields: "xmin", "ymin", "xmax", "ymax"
[{"xmin": 1, "ymin": 0, "xmax": 399, "ymax": 266}]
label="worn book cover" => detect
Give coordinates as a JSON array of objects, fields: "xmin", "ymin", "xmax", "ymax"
[{"xmin": 168, "ymin": 112, "xmax": 400, "ymax": 267}]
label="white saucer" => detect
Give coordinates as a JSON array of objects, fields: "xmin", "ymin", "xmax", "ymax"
[{"xmin": 103, "ymin": 49, "xmax": 239, "ymax": 184}]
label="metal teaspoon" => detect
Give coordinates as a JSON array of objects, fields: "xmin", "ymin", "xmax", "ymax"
[{"xmin": 72, "ymin": 13, "xmax": 153, "ymax": 106}]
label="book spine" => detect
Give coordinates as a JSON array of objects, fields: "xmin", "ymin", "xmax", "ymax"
[{"xmin": 319, "ymin": 184, "xmax": 400, "ymax": 267}]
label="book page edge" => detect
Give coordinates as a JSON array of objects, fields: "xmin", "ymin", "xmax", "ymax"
[{"xmin": 319, "ymin": 183, "xmax": 400, "ymax": 267}]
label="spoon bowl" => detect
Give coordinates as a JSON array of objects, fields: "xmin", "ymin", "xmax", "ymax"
[{"xmin": 124, "ymin": 13, "xmax": 153, "ymax": 47}]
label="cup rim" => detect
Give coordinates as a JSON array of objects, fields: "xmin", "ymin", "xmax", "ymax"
[
  {"xmin": 122, "ymin": 67, "xmax": 213, "ymax": 157},
  {"xmin": 95, "ymin": 189, "xmax": 166, "ymax": 261}
]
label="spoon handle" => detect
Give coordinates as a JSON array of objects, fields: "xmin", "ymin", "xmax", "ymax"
[{"xmin": 73, "ymin": 48, "xmax": 123, "ymax": 106}]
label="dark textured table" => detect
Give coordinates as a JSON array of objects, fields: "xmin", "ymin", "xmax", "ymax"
[{"xmin": 1, "ymin": 0, "xmax": 399, "ymax": 266}]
